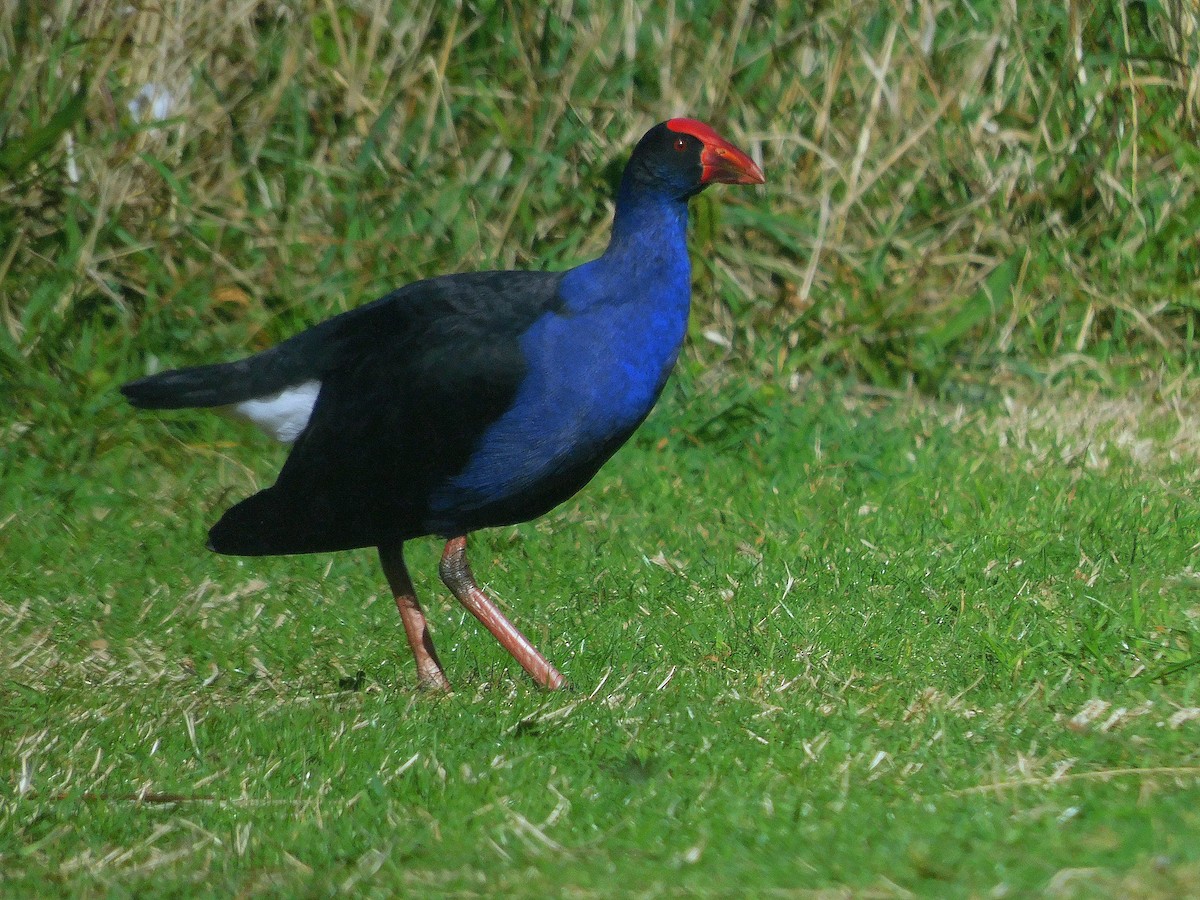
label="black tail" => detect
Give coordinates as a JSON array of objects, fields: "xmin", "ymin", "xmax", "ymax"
[
  {"xmin": 120, "ymin": 339, "xmax": 324, "ymax": 411},
  {"xmin": 121, "ymin": 361, "xmax": 262, "ymax": 410}
]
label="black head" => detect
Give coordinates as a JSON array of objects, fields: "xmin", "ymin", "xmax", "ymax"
[{"xmin": 623, "ymin": 118, "xmax": 765, "ymax": 201}]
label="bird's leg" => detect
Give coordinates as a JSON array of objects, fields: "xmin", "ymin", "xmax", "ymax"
[
  {"xmin": 439, "ymin": 535, "xmax": 566, "ymax": 690},
  {"xmin": 378, "ymin": 542, "xmax": 452, "ymax": 692}
]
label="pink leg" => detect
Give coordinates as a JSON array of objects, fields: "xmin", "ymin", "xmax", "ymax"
[
  {"xmin": 439, "ymin": 535, "xmax": 566, "ymax": 690},
  {"xmin": 379, "ymin": 542, "xmax": 452, "ymax": 692}
]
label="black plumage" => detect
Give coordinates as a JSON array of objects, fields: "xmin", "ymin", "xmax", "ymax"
[
  {"xmin": 122, "ymin": 119, "xmax": 764, "ymax": 690},
  {"xmin": 125, "ymin": 271, "xmax": 566, "ymax": 555}
]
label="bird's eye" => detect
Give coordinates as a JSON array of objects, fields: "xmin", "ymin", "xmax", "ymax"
[{"xmin": 673, "ymin": 137, "xmax": 687, "ymax": 152}]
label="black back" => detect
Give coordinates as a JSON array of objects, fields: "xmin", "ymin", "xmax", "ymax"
[{"xmin": 207, "ymin": 270, "xmax": 565, "ymax": 554}]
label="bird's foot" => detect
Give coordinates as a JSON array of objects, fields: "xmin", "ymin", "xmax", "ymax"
[
  {"xmin": 541, "ymin": 666, "xmax": 567, "ymax": 691},
  {"xmin": 416, "ymin": 676, "xmax": 452, "ymax": 693},
  {"xmin": 414, "ymin": 663, "xmax": 452, "ymax": 693}
]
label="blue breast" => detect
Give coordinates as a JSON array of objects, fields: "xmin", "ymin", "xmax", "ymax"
[{"xmin": 427, "ymin": 190, "xmax": 692, "ymax": 532}]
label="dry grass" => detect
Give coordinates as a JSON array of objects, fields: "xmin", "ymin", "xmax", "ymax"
[
  {"xmin": 984, "ymin": 380, "xmax": 1200, "ymax": 476},
  {"xmin": 1, "ymin": 0, "xmax": 1197, "ymax": 396}
]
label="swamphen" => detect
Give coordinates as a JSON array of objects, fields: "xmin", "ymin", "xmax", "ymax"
[{"xmin": 122, "ymin": 119, "xmax": 764, "ymax": 691}]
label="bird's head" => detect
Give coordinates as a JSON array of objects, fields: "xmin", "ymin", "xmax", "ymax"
[{"xmin": 624, "ymin": 118, "xmax": 765, "ymax": 201}]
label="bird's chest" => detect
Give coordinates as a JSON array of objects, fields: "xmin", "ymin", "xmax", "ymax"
[
  {"xmin": 428, "ymin": 284, "xmax": 690, "ymax": 524},
  {"xmin": 530, "ymin": 292, "xmax": 689, "ymax": 441}
]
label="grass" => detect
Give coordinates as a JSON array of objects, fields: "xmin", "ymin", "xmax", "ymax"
[
  {"xmin": 3, "ymin": 0, "xmax": 1200, "ymax": 894},
  {"xmin": 4, "ymin": 377, "xmax": 1200, "ymax": 895},
  {"xmin": 2, "ymin": 0, "xmax": 1199, "ymax": 400}
]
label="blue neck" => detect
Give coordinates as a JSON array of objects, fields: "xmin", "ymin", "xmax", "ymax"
[
  {"xmin": 603, "ymin": 178, "xmax": 690, "ymax": 284},
  {"xmin": 562, "ymin": 179, "xmax": 691, "ymax": 310},
  {"xmin": 607, "ymin": 177, "xmax": 689, "ymax": 258},
  {"xmin": 431, "ymin": 174, "xmax": 698, "ymax": 521}
]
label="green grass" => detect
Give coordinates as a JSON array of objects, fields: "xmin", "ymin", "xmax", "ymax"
[
  {"xmin": 2, "ymin": 0, "xmax": 1199, "ymax": 405},
  {"xmin": 4, "ymin": 378, "xmax": 1200, "ymax": 895},
  {"xmin": 4, "ymin": 0, "xmax": 1200, "ymax": 895}
]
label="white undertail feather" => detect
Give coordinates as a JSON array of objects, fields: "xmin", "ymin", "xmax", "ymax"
[{"xmin": 227, "ymin": 380, "xmax": 321, "ymax": 443}]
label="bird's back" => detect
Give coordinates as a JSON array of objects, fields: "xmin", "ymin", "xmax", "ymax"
[
  {"xmin": 206, "ymin": 270, "xmax": 567, "ymax": 554},
  {"xmin": 205, "ymin": 259, "xmax": 691, "ymax": 554}
]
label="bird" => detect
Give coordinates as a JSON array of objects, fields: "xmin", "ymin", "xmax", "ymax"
[{"xmin": 121, "ymin": 119, "xmax": 764, "ymax": 692}]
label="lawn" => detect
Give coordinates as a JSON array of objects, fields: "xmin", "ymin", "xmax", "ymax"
[
  {"xmin": 4, "ymin": 374, "xmax": 1200, "ymax": 895},
  {"xmin": 3, "ymin": 0, "xmax": 1200, "ymax": 895}
]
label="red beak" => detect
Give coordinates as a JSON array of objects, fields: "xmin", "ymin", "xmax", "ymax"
[
  {"xmin": 665, "ymin": 118, "xmax": 765, "ymax": 186},
  {"xmin": 700, "ymin": 140, "xmax": 766, "ymax": 186}
]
